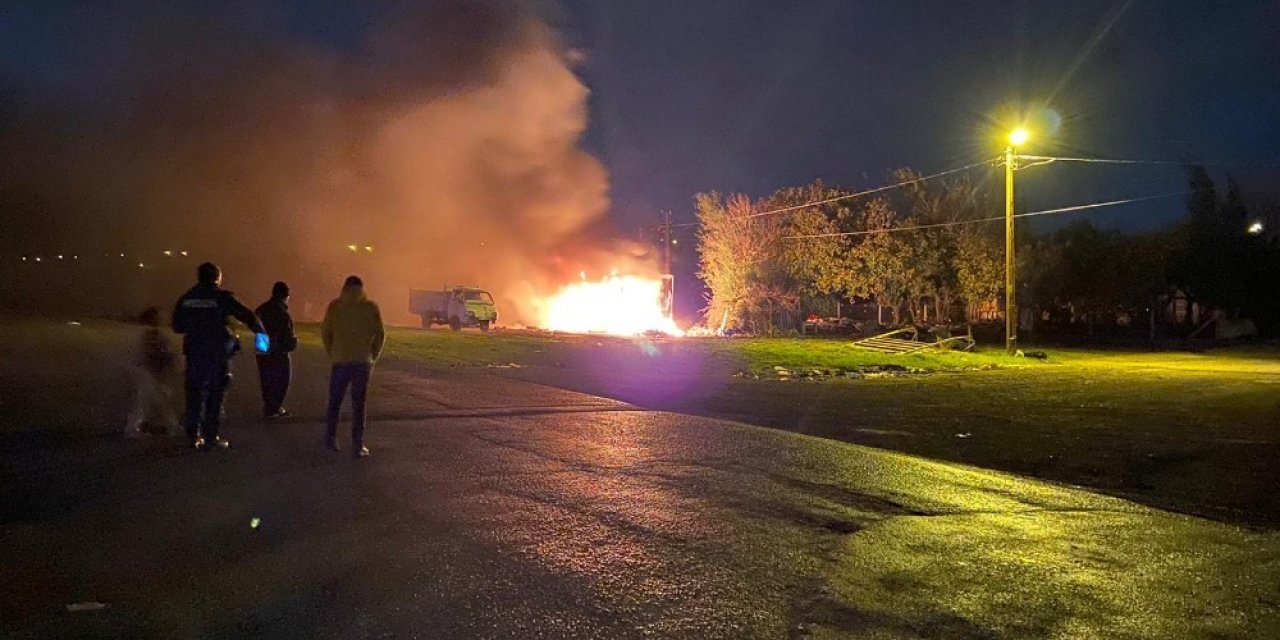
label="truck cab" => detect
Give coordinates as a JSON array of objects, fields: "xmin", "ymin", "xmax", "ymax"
[{"xmin": 410, "ymin": 286, "xmax": 499, "ymax": 332}]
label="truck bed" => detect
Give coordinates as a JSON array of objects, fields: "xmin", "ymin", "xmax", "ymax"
[{"xmin": 409, "ymin": 289, "xmax": 449, "ymax": 316}]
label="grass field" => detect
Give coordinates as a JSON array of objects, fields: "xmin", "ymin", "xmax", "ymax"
[
  {"xmin": 298, "ymin": 324, "xmax": 1039, "ymax": 372},
  {"xmin": 705, "ymin": 336, "xmax": 1034, "ymax": 373},
  {"xmin": 296, "ymin": 323, "xmax": 554, "ymax": 366}
]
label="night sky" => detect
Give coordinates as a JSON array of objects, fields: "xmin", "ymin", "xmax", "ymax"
[
  {"xmin": 3, "ymin": 0, "xmax": 1278, "ymax": 316},
  {"xmin": 560, "ymin": 0, "xmax": 1279, "ymax": 231}
]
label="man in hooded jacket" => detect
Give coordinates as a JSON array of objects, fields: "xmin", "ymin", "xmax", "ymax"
[
  {"xmin": 255, "ymin": 281, "xmax": 298, "ymax": 418},
  {"xmin": 322, "ymin": 275, "xmax": 385, "ymax": 458},
  {"xmin": 172, "ymin": 262, "xmax": 265, "ymax": 450}
]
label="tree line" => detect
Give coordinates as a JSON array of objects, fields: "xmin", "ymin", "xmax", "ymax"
[{"xmin": 696, "ymin": 166, "xmax": 1280, "ymax": 337}]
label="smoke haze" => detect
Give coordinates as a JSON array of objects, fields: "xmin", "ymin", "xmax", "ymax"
[{"xmin": 0, "ymin": 0, "xmax": 656, "ymax": 323}]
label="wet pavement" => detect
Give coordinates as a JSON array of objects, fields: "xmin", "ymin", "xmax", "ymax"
[{"xmin": 2, "ymin": 324, "xmax": 1279, "ymax": 637}]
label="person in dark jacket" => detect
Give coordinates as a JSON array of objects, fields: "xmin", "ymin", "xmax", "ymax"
[
  {"xmin": 172, "ymin": 262, "xmax": 265, "ymax": 451},
  {"xmin": 255, "ymin": 281, "xmax": 298, "ymax": 418}
]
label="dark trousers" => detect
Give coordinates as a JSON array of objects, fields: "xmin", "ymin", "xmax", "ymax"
[
  {"xmin": 326, "ymin": 363, "xmax": 371, "ymax": 445},
  {"xmin": 185, "ymin": 356, "xmax": 230, "ymax": 441},
  {"xmin": 256, "ymin": 353, "xmax": 292, "ymax": 415}
]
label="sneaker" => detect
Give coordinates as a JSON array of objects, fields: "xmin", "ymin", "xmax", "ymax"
[
  {"xmin": 275, "ymin": 408, "xmax": 291, "ymax": 418},
  {"xmin": 125, "ymin": 426, "xmax": 145, "ymax": 439},
  {"xmin": 191, "ymin": 436, "xmax": 206, "ymax": 449},
  {"xmin": 352, "ymin": 445, "xmax": 370, "ymax": 459},
  {"xmin": 199, "ymin": 437, "xmax": 230, "ymax": 452}
]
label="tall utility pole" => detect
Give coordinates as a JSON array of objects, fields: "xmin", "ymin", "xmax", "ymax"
[
  {"xmin": 1004, "ymin": 130, "xmax": 1026, "ymax": 355},
  {"xmin": 660, "ymin": 210, "xmax": 673, "ymax": 275},
  {"xmin": 657, "ymin": 210, "xmax": 675, "ymax": 323}
]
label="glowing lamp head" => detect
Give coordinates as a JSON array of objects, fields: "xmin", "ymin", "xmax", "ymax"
[
  {"xmin": 1009, "ymin": 128, "xmax": 1030, "ymax": 147},
  {"xmin": 1247, "ymin": 221, "xmax": 1264, "ymax": 235}
]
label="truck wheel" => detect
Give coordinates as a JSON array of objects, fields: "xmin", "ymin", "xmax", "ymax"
[
  {"xmin": 449, "ymin": 316, "xmax": 462, "ymax": 331},
  {"xmin": 420, "ymin": 315, "xmax": 432, "ymax": 329},
  {"xmin": 479, "ymin": 320, "xmax": 490, "ymax": 332}
]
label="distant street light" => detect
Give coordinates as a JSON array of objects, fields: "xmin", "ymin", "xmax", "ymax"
[{"xmin": 1247, "ymin": 221, "xmax": 1264, "ymax": 235}]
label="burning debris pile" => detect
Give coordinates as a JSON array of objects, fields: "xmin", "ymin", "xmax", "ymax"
[{"xmin": 540, "ymin": 273, "xmax": 681, "ymax": 336}]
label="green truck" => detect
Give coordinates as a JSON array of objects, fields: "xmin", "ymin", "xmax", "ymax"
[{"xmin": 409, "ymin": 286, "xmax": 498, "ymax": 331}]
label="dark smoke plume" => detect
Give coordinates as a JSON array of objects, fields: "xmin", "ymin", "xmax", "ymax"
[{"xmin": 1, "ymin": 0, "xmax": 655, "ymax": 323}]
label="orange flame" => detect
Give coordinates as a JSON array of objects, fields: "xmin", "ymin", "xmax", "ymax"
[{"xmin": 541, "ymin": 274, "xmax": 681, "ymax": 336}]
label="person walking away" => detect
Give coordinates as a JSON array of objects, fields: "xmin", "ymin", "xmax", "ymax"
[
  {"xmin": 255, "ymin": 281, "xmax": 298, "ymax": 418},
  {"xmin": 322, "ymin": 275, "xmax": 385, "ymax": 458},
  {"xmin": 172, "ymin": 262, "xmax": 265, "ymax": 451},
  {"xmin": 126, "ymin": 306, "xmax": 179, "ymax": 437}
]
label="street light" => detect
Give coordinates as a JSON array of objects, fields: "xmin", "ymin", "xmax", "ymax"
[
  {"xmin": 1003, "ymin": 127, "xmax": 1029, "ymax": 354},
  {"xmin": 1247, "ymin": 221, "xmax": 1264, "ymax": 235}
]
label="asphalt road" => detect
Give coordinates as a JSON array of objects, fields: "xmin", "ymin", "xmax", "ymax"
[{"xmin": 2, "ymin": 321, "xmax": 1279, "ymax": 638}]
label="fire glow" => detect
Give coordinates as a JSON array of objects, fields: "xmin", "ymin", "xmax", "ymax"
[{"xmin": 542, "ymin": 274, "xmax": 682, "ymax": 336}]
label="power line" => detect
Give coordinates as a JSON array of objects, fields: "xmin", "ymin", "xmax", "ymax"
[
  {"xmin": 1017, "ymin": 155, "xmax": 1280, "ymax": 169},
  {"xmin": 784, "ymin": 216, "xmax": 998, "ymax": 239},
  {"xmin": 1018, "ymin": 155, "xmax": 1190, "ymax": 166},
  {"xmin": 1015, "ymin": 190, "xmax": 1192, "ymax": 219},
  {"xmin": 783, "ymin": 190, "xmax": 1193, "ymax": 239},
  {"xmin": 747, "ymin": 158, "xmax": 997, "ymax": 219}
]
